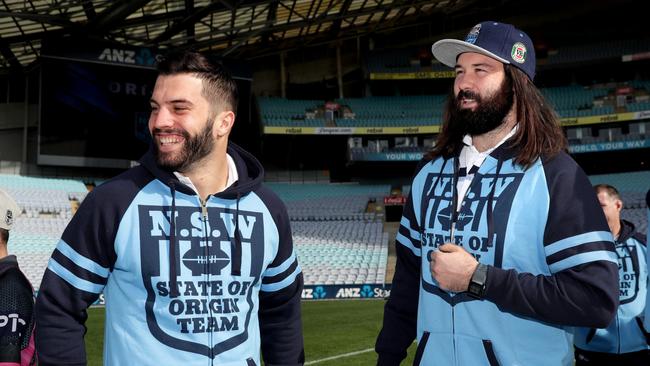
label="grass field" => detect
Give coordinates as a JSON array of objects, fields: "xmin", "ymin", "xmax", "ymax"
[{"xmin": 84, "ymin": 299, "xmax": 416, "ymax": 365}]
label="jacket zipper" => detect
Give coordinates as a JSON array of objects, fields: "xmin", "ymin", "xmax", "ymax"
[
  {"xmin": 452, "ymin": 306, "xmax": 457, "ymax": 366},
  {"xmin": 200, "ymin": 197, "xmax": 214, "ymax": 362}
]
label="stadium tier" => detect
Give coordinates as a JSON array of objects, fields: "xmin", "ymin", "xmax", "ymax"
[
  {"xmin": 366, "ymin": 39, "xmax": 650, "ymax": 74},
  {"xmin": 260, "ymin": 80, "xmax": 650, "ymax": 129}
]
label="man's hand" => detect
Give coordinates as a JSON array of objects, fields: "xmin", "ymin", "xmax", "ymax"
[{"xmin": 429, "ymin": 243, "xmax": 479, "ymax": 292}]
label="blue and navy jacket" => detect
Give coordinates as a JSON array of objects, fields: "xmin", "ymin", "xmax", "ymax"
[
  {"xmin": 34, "ymin": 143, "xmax": 304, "ymax": 366},
  {"xmin": 574, "ymin": 219, "xmax": 648, "ymax": 354},
  {"xmin": 376, "ymin": 146, "xmax": 619, "ymax": 366},
  {"xmin": 645, "ymin": 189, "xmax": 650, "ymax": 333}
]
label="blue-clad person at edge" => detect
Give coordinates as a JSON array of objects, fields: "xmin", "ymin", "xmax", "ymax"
[
  {"xmin": 375, "ymin": 21, "xmax": 619, "ymax": 366},
  {"xmin": 34, "ymin": 50, "xmax": 304, "ymax": 366},
  {"xmin": 573, "ymin": 184, "xmax": 648, "ymax": 365},
  {"xmin": 645, "ymin": 189, "xmax": 650, "ymax": 337}
]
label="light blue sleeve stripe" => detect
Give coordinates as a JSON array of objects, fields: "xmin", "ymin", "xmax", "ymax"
[
  {"xmin": 400, "ymin": 217, "xmax": 421, "ymax": 241},
  {"xmin": 545, "ymin": 231, "xmax": 613, "ymax": 256},
  {"xmin": 56, "ymin": 240, "xmax": 110, "ymax": 278},
  {"xmin": 47, "ymin": 259, "xmax": 105, "ymax": 294},
  {"xmin": 261, "ymin": 264, "xmax": 302, "ymax": 292},
  {"xmin": 264, "ymin": 250, "xmax": 297, "ymax": 277},
  {"xmin": 396, "ymin": 232, "xmax": 421, "ymax": 256},
  {"xmin": 548, "ymin": 250, "xmax": 618, "ymax": 273}
]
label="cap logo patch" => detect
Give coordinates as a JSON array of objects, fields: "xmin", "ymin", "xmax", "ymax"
[
  {"xmin": 4, "ymin": 209, "xmax": 13, "ymax": 227},
  {"xmin": 511, "ymin": 42, "xmax": 527, "ymax": 64},
  {"xmin": 465, "ymin": 24, "xmax": 482, "ymax": 44}
]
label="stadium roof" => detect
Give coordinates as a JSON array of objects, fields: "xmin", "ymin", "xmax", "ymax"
[{"xmin": 0, "ymin": 0, "xmax": 487, "ymax": 72}]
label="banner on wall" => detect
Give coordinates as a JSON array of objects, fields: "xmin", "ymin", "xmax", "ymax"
[
  {"xmin": 369, "ymin": 71, "xmax": 455, "ymax": 80},
  {"xmin": 569, "ymin": 139, "xmax": 650, "ymax": 153},
  {"xmin": 264, "ymin": 126, "xmax": 439, "ymax": 135},
  {"xmin": 264, "ymin": 110, "xmax": 650, "ymax": 135}
]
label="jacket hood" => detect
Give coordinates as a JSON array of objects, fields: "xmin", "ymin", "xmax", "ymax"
[
  {"xmin": 138, "ymin": 141, "xmax": 264, "ymax": 198},
  {"xmin": 617, "ymin": 219, "xmax": 637, "ymax": 243},
  {"xmin": 0, "ymin": 254, "xmax": 20, "ymax": 277}
]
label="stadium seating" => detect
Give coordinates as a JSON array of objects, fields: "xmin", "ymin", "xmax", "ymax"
[
  {"xmin": 1, "ymin": 174, "xmax": 88, "ymax": 288},
  {"xmin": 268, "ymin": 183, "xmax": 391, "ymax": 285},
  {"xmin": 258, "ymin": 97, "xmax": 325, "ymax": 127}
]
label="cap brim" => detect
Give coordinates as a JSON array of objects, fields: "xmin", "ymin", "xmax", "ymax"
[{"xmin": 431, "ymin": 39, "xmax": 510, "ymax": 68}]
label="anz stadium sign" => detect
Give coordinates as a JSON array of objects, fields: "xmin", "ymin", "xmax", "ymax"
[{"xmin": 301, "ymin": 284, "xmax": 391, "ymax": 300}]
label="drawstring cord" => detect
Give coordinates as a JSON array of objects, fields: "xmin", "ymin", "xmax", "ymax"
[
  {"xmin": 485, "ymin": 156, "xmax": 504, "ymax": 249},
  {"xmin": 168, "ymin": 181, "xmax": 180, "ymax": 298},
  {"xmin": 231, "ymin": 192, "xmax": 242, "ymax": 276}
]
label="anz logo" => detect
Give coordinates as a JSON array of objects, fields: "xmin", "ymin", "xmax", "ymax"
[{"xmin": 98, "ymin": 47, "xmax": 159, "ymax": 66}]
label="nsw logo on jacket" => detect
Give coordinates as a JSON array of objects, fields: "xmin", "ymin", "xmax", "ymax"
[
  {"xmin": 617, "ymin": 243, "xmax": 641, "ymax": 304},
  {"xmin": 419, "ymin": 171, "xmax": 522, "ymax": 300},
  {"xmin": 138, "ymin": 204, "xmax": 265, "ymax": 357}
]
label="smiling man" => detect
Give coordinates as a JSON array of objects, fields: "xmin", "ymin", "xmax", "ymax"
[
  {"xmin": 376, "ymin": 21, "xmax": 619, "ymax": 366},
  {"xmin": 35, "ymin": 51, "xmax": 304, "ymax": 366}
]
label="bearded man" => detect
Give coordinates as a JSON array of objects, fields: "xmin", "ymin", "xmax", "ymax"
[
  {"xmin": 375, "ymin": 21, "xmax": 618, "ymax": 366},
  {"xmin": 35, "ymin": 51, "xmax": 304, "ymax": 366}
]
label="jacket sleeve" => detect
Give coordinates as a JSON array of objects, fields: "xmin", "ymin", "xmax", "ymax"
[
  {"xmin": 376, "ymin": 191, "xmax": 421, "ymax": 366},
  {"xmin": 35, "ymin": 189, "xmax": 118, "ymax": 366},
  {"xmin": 0, "ymin": 269, "xmax": 35, "ymax": 366},
  {"xmin": 483, "ymin": 154, "xmax": 618, "ymax": 328},
  {"xmin": 258, "ymin": 191, "xmax": 304, "ymax": 366}
]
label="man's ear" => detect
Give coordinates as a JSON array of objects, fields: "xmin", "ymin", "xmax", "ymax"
[
  {"xmin": 615, "ymin": 199, "xmax": 623, "ymax": 212},
  {"xmin": 214, "ymin": 110, "xmax": 236, "ymax": 138}
]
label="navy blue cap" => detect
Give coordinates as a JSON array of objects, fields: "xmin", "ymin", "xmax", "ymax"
[{"xmin": 431, "ymin": 21, "xmax": 536, "ymax": 80}]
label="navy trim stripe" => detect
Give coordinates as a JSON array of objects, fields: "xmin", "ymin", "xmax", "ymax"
[
  {"xmin": 548, "ymin": 251, "xmax": 617, "ymax": 273},
  {"xmin": 55, "ymin": 239, "xmax": 110, "ymax": 277},
  {"xmin": 52, "ymin": 250, "xmax": 109, "ymax": 285},
  {"xmin": 261, "ymin": 266, "xmax": 301, "ymax": 292},
  {"xmin": 263, "ymin": 259, "xmax": 299, "ymax": 285},
  {"xmin": 546, "ymin": 241, "xmax": 615, "ymax": 265},
  {"xmin": 396, "ymin": 232, "xmax": 421, "ymax": 256},
  {"xmin": 397, "ymin": 224, "xmax": 421, "ymax": 245},
  {"xmin": 264, "ymin": 250, "xmax": 296, "ymax": 277},
  {"xmin": 47, "ymin": 259, "xmax": 105, "ymax": 294},
  {"xmin": 399, "ymin": 217, "xmax": 421, "ymax": 240},
  {"xmin": 545, "ymin": 231, "xmax": 612, "ymax": 251}
]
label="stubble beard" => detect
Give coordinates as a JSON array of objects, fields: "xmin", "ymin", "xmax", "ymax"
[{"xmin": 153, "ymin": 120, "xmax": 215, "ymax": 172}]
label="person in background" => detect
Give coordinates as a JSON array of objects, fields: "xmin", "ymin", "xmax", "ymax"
[
  {"xmin": 573, "ymin": 184, "xmax": 648, "ymax": 365},
  {"xmin": 645, "ymin": 188, "xmax": 650, "ymax": 337},
  {"xmin": 35, "ymin": 50, "xmax": 304, "ymax": 366},
  {"xmin": 375, "ymin": 21, "xmax": 618, "ymax": 366},
  {"xmin": 0, "ymin": 189, "xmax": 36, "ymax": 366}
]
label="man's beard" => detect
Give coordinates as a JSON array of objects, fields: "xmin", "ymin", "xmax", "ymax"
[
  {"xmin": 153, "ymin": 121, "xmax": 214, "ymax": 172},
  {"xmin": 450, "ymin": 77, "xmax": 514, "ymax": 136}
]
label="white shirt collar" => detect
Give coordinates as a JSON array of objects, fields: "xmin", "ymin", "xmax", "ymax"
[
  {"xmin": 462, "ymin": 124, "xmax": 518, "ymax": 155},
  {"xmin": 173, "ymin": 154, "xmax": 239, "ymax": 197}
]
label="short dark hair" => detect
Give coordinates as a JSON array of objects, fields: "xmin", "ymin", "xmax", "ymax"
[
  {"xmin": 594, "ymin": 184, "xmax": 622, "ymax": 202},
  {"xmin": 156, "ymin": 50, "xmax": 239, "ymax": 115}
]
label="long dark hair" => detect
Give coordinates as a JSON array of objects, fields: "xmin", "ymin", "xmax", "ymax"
[{"xmin": 427, "ymin": 65, "xmax": 567, "ymax": 168}]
